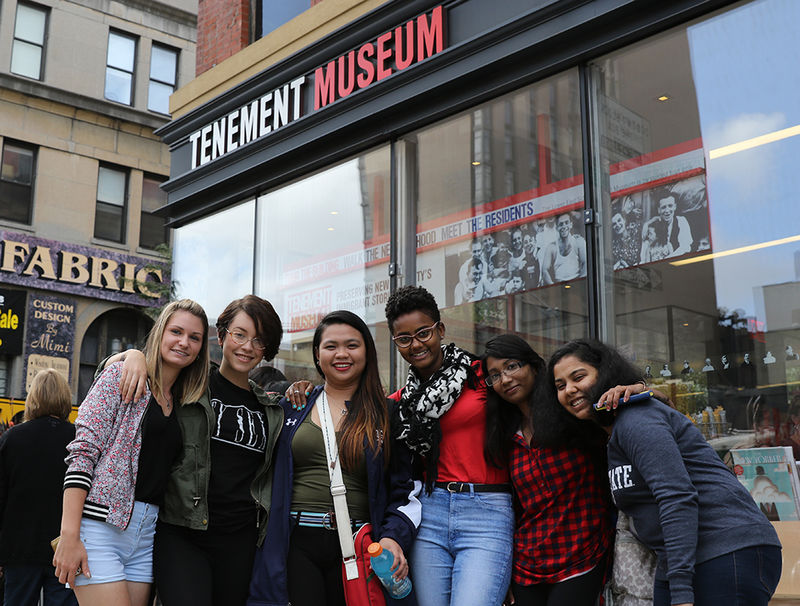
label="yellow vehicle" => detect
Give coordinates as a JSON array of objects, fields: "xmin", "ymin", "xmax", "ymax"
[{"xmin": 0, "ymin": 397, "xmax": 79, "ymax": 432}]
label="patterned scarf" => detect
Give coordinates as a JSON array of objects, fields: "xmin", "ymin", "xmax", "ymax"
[{"xmin": 393, "ymin": 343, "xmax": 477, "ymax": 493}]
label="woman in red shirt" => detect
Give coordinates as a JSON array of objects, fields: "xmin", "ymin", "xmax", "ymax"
[{"xmin": 384, "ymin": 286, "xmax": 513, "ymax": 606}]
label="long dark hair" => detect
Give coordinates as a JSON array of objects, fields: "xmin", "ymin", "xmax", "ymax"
[
  {"xmin": 533, "ymin": 339, "xmax": 643, "ymax": 448},
  {"xmin": 312, "ymin": 310, "xmax": 389, "ymax": 469},
  {"xmin": 481, "ymin": 334, "xmax": 545, "ymax": 467}
]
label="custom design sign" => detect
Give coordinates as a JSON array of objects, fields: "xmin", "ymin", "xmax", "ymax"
[
  {"xmin": 0, "ymin": 288, "xmax": 26, "ymax": 355},
  {"xmin": 0, "ymin": 230, "xmax": 168, "ymax": 307},
  {"xmin": 24, "ymin": 293, "xmax": 76, "ymax": 391}
]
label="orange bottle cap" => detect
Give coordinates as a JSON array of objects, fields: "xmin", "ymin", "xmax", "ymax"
[{"xmin": 367, "ymin": 542, "xmax": 383, "ymax": 556}]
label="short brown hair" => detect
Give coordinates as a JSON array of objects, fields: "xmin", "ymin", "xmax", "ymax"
[
  {"xmin": 25, "ymin": 369, "xmax": 72, "ymax": 421},
  {"xmin": 216, "ymin": 295, "xmax": 283, "ymax": 361}
]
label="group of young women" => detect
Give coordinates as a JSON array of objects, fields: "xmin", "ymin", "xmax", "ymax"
[{"xmin": 47, "ymin": 285, "xmax": 781, "ymax": 606}]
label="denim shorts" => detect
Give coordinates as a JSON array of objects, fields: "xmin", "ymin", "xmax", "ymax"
[{"xmin": 73, "ymin": 501, "xmax": 159, "ymax": 587}]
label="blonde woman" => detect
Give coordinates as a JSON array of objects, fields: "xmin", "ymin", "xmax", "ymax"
[
  {"xmin": 0, "ymin": 369, "xmax": 77, "ymax": 606},
  {"xmin": 53, "ymin": 299, "xmax": 209, "ymax": 606}
]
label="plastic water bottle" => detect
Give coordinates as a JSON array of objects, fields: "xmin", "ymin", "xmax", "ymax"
[{"xmin": 368, "ymin": 542, "xmax": 412, "ymax": 598}]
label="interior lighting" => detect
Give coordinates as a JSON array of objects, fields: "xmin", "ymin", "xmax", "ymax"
[
  {"xmin": 709, "ymin": 123, "xmax": 800, "ymax": 159},
  {"xmin": 657, "ymin": 94, "xmax": 670, "ymax": 102},
  {"xmin": 564, "ymin": 284, "xmax": 571, "ymax": 289},
  {"xmin": 327, "ymin": 227, "xmax": 335, "ymax": 231},
  {"xmin": 471, "ymin": 161, "xmax": 481, "ymax": 166},
  {"xmin": 330, "ymin": 211, "xmax": 339, "ymax": 215},
  {"xmin": 670, "ymin": 234, "xmax": 800, "ymax": 266}
]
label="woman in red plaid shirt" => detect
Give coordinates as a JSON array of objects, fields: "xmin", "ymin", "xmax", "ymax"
[{"xmin": 482, "ymin": 335, "xmax": 648, "ymax": 606}]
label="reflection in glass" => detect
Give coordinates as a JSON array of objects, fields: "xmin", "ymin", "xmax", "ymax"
[
  {"xmin": 148, "ymin": 81, "xmax": 172, "ymax": 114},
  {"xmin": 97, "ymin": 167, "xmax": 125, "ymax": 205},
  {"xmin": 150, "ymin": 46, "xmax": 177, "ymax": 84},
  {"xmin": 15, "ymin": 4, "xmax": 46, "ymax": 43},
  {"xmin": 107, "ymin": 33, "xmax": 135, "ymax": 71},
  {"xmin": 255, "ymin": 147, "xmax": 392, "ymax": 385},
  {"xmin": 591, "ymin": 0, "xmax": 800, "ymax": 457},
  {"xmin": 173, "ymin": 201, "xmax": 255, "ymax": 325},
  {"xmin": 11, "ymin": 40, "xmax": 42, "ymax": 79},
  {"xmin": 105, "ymin": 68, "xmax": 133, "ymax": 105},
  {"xmin": 409, "ymin": 69, "xmax": 586, "ymax": 360}
]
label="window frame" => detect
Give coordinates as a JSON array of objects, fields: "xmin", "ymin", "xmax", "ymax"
[
  {"xmin": 148, "ymin": 43, "xmax": 179, "ymax": 115},
  {"xmin": 11, "ymin": 2, "xmax": 49, "ymax": 81},
  {"xmin": 94, "ymin": 164, "xmax": 129, "ymax": 243},
  {"xmin": 0, "ymin": 139, "xmax": 37, "ymax": 224},
  {"xmin": 104, "ymin": 30, "xmax": 138, "ymax": 106}
]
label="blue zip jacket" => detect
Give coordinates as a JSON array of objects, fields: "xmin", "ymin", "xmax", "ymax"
[{"xmin": 247, "ymin": 386, "xmax": 421, "ymax": 606}]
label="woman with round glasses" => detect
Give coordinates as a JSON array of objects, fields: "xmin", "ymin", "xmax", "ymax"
[
  {"xmin": 98, "ymin": 295, "xmax": 284, "ymax": 606},
  {"xmin": 382, "ymin": 285, "xmax": 513, "ymax": 606},
  {"xmin": 482, "ymin": 335, "xmax": 615, "ymax": 606}
]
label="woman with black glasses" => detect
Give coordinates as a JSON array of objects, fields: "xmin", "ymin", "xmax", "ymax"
[{"xmin": 383, "ymin": 286, "xmax": 513, "ymax": 606}]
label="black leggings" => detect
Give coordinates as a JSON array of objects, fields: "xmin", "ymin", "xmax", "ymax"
[
  {"xmin": 287, "ymin": 525, "xmax": 346, "ymax": 606},
  {"xmin": 154, "ymin": 520, "xmax": 257, "ymax": 606},
  {"xmin": 511, "ymin": 563, "xmax": 606, "ymax": 606}
]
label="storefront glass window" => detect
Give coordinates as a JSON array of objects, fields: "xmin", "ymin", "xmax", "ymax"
[
  {"xmin": 591, "ymin": 0, "xmax": 800, "ymax": 459},
  {"xmin": 406, "ymin": 69, "xmax": 587, "ymax": 359},
  {"xmin": 254, "ymin": 146, "xmax": 391, "ymax": 384},
  {"xmin": 173, "ymin": 200, "xmax": 256, "ymax": 327}
]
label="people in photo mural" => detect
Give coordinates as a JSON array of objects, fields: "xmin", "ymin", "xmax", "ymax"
[
  {"xmin": 451, "ymin": 214, "xmax": 586, "ymax": 306},
  {"xmin": 610, "ymin": 174, "xmax": 711, "ymax": 269}
]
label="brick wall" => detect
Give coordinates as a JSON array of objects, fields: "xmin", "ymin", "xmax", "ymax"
[{"xmin": 196, "ymin": 0, "xmax": 251, "ymax": 75}]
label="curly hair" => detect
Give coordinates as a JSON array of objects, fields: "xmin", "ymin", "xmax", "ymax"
[
  {"xmin": 532, "ymin": 339, "xmax": 642, "ymax": 448},
  {"xmin": 481, "ymin": 334, "xmax": 545, "ymax": 467},
  {"xmin": 384, "ymin": 285, "xmax": 440, "ymax": 332}
]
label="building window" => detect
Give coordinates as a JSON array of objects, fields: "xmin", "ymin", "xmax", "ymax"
[
  {"xmin": 590, "ymin": 0, "xmax": 800, "ymax": 456},
  {"xmin": 0, "ymin": 141, "xmax": 36, "ymax": 224},
  {"xmin": 148, "ymin": 45, "xmax": 178, "ymax": 114},
  {"xmin": 257, "ymin": 0, "xmax": 311, "ymax": 38},
  {"xmin": 95, "ymin": 166, "xmax": 127, "ymax": 242},
  {"xmin": 140, "ymin": 175, "xmax": 169, "ymax": 249},
  {"xmin": 11, "ymin": 3, "xmax": 48, "ymax": 80},
  {"xmin": 105, "ymin": 31, "xmax": 137, "ymax": 105}
]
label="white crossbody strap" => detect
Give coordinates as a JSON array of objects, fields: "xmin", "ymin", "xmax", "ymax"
[{"xmin": 318, "ymin": 392, "xmax": 359, "ymax": 580}]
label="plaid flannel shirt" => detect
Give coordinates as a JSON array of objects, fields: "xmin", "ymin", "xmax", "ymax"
[{"xmin": 509, "ymin": 432, "xmax": 612, "ymax": 584}]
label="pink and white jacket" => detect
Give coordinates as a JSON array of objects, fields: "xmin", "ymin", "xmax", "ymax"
[{"xmin": 64, "ymin": 362, "xmax": 151, "ymax": 530}]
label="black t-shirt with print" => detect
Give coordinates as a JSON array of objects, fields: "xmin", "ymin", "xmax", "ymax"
[{"xmin": 207, "ymin": 367, "xmax": 268, "ymax": 531}]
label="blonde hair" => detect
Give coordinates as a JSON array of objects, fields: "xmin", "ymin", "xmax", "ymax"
[
  {"xmin": 143, "ymin": 299, "xmax": 210, "ymax": 404},
  {"xmin": 24, "ymin": 369, "xmax": 72, "ymax": 421}
]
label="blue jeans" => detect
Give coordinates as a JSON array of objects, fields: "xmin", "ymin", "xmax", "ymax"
[
  {"xmin": 411, "ymin": 487, "xmax": 514, "ymax": 606},
  {"xmin": 3, "ymin": 564, "xmax": 78, "ymax": 606},
  {"xmin": 653, "ymin": 545, "xmax": 782, "ymax": 606}
]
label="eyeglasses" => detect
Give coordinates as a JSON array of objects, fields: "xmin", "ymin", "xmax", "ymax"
[
  {"xmin": 391, "ymin": 322, "xmax": 440, "ymax": 348},
  {"xmin": 222, "ymin": 328, "xmax": 265, "ymax": 351},
  {"xmin": 485, "ymin": 361, "xmax": 527, "ymax": 387}
]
